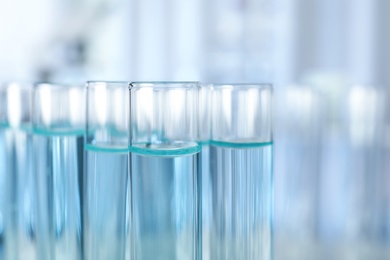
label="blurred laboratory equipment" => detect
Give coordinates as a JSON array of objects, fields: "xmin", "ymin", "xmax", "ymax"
[
  {"xmin": 203, "ymin": 0, "xmax": 273, "ymax": 83},
  {"xmin": 84, "ymin": 81, "xmax": 130, "ymax": 260},
  {"xmin": 33, "ymin": 83, "xmax": 85, "ymax": 260},
  {"xmin": 203, "ymin": 84, "xmax": 273, "ymax": 260},
  {"xmin": 274, "ymin": 85, "xmax": 324, "ymax": 259},
  {"xmin": 129, "ymin": 82, "xmax": 200, "ymax": 260},
  {"xmin": 317, "ymin": 85, "xmax": 389, "ymax": 259},
  {"xmin": 0, "ymin": 82, "xmax": 36, "ymax": 260},
  {"xmin": 274, "ymin": 83, "xmax": 390, "ymax": 259}
]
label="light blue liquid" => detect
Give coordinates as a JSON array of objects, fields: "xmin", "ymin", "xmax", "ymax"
[
  {"xmin": 34, "ymin": 131, "xmax": 83, "ymax": 260},
  {"xmin": 0, "ymin": 130, "xmax": 6, "ymax": 260},
  {"xmin": 84, "ymin": 144, "xmax": 129, "ymax": 260},
  {"xmin": 130, "ymin": 144, "xmax": 200, "ymax": 260},
  {"xmin": 203, "ymin": 141, "xmax": 273, "ymax": 260},
  {"xmin": 0, "ymin": 127, "xmax": 37, "ymax": 260}
]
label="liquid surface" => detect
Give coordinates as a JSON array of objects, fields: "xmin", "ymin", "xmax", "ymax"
[
  {"xmin": 131, "ymin": 145, "xmax": 199, "ymax": 260},
  {"xmin": 203, "ymin": 141, "xmax": 273, "ymax": 260},
  {"xmin": 34, "ymin": 132, "xmax": 83, "ymax": 260},
  {"xmin": 84, "ymin": 145, "xmax": 130, "ymax": 260}
]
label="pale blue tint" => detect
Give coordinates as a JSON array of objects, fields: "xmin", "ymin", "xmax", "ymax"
[
  {"xmin": 84, "ymin": 145, "xmax": 129, "ymax": 260},
  {"xmin": 34, "ymin": 132, "xmax": 83, "ymax": 260},
  {"xmin": 130, "ymin": 145, "xmax": 200, "ymax": 260},
  {"xmin": 1, "ymin": 128, "xmax": 37, "ymax": 260},
  {"xmin": 85, "ymin": 81, "xmax": 129, "ymax": 260},
  {"xmin": 0, "ymin": 130, "xmax": 5, "ymax": 259},
  {"xmin": 203, "ymin": 141, "xmax": 273, "ymax": 260}
]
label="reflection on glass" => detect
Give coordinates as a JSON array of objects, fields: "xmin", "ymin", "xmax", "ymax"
[
  {"xmin": 84, "ymin": 81, "xmax": 130, "ymax": 260},
  {"xmin": 0, "ymin": 82, "xmax": 36, "ymax": 260},
  {"xmin": 129, "ymin": 82, "xmax": 200, "ymax": 260},
  {"xmin": 33, "ymin": 83, "xmax": 84, "ymax": 260},
  {"xmin": 203, "ymin": 84, "xmax": 273, "ymax": 260}
]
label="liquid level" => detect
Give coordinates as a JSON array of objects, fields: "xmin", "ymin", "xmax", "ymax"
[
  {"xmin": 84, "ymin": 145, "xmax": 129, "ymax": 260},
  {"xmin": 203, "ymin": 141, "xmax": 273, "ymax": 260},
  {"xmin": 34, "ymin": 133, "xmax": 83, "ymax": 260},
  {"xmin": 131, "ymin": 145, "xmax": 200, "ymax": 260},
  {"xmin": 0, "ymin": 128, "xmax": 37, "ymax": 260}
]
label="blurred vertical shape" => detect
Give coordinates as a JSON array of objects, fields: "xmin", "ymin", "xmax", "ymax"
[
  {"xmin": 382, "ymin": 92, "xmax": 390, "ymax": 248},
  {"xmin": 199, "ymin": 84, "xmax": 211, "ymax": 260},
  {"xmin": 202, "ymin": 0, "xmax": 274, "ymax": 82},
  {"xmin": 273, "ymin": 0, "xmax": 348, "ymax": 84},
  {"xmin": 0, "ymin": 0, "xmax": 58, "ymax": 81},
  {"xmin": 0, "ymin": 83, "xmax": 36, "ymax": 260},
  {"xmin": 319, "ymin": 85, "xmax": 390, "ymax": 258},
  {"xmin": 377, "ymin": 1, "xmax": 390, "ymax": 88},
  {"xmin": 202, "ymin": 0, "xmax": 244, "ymax": 82},
  {"xmin": 346, "ymin": 0, "xmax": 378, "ymax": 84},
  {"xmin": 33, "ymin": 83, "xmax": 85, "ymax": 260},
  {"xmin": 84, "ymin": 82, "xmax": 130, "ymax": 260},
  {"xmin": 85, "ymin": 0, "xmax": 134, "ymax": 80},
  {"xmin": 242, "ymin": 0, "xmax": 274, "ymax": 82},
  {"xmin": 132, "ymin": 0, "xmax": 171, "ymax": 80},
  {"xmin": 274, "ymin": 85, "xmax": 323, "ymax": 260},
  {"xmin": 170, "ymin": 0, "xmax": 202, "ymax": 80}
]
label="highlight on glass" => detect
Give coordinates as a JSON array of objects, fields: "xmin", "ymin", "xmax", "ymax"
[
  {"xmin": 203, "ymin": 83, "xmax": 273, "ymax": 260},
  {"xmin": 0, "ymin": 82, "xmax": 36, "ymax": 260},
  {"xmin": 129, "ymin": 81, "xmax": 200, "ymax": 260},
  {"xmin": 84, "ymin": 81, "xmax": 130, "ymax": 260},
  {"xmin": 33, "ymin": 83, "xmax": 85, "ymax": 260}
]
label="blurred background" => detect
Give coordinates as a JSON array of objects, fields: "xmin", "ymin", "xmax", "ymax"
[{"xmin": 1, "ymin": 0, "xmax": 390, "ymax": 259}]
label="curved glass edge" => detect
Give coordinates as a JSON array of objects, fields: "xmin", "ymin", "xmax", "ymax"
[
  {"xmin": 0, "ymin": 123, "xmax": 33, "ymax": 132},
  {"xmin": 129, "ymin": 142, "xmax": 201, "ymax": 157},
  {"xmin": 85, "ymin": 143, "xmax": 129, "ymax": 153},
  {"xmin": 211, "ymin": 83, "xmax": 273, "ymax": 90},
  {"xmin": 86, "ymin": 126, "xmax": 128, "ymax": 136},
  {"xmin": 86, "ymin": 81, "xmax": 129, "ymax": 84},
  {"xmin": 34, "ymin": 82, "xmax": 84, "ymax": 89},
  {"xmin": 86, "ymin": 81, "xmax": 130, "ymax": 88},
  {"xmin": 0, "ymin": 81, "xmax": 34, "ymax": 90},
  {"xmin": 198, "ymin": 140, "xmax": 211, "ymax": 146},
  {"xmin": 33, "ymin": 127, "xmax": 84, "ymax": 136},
  {"xmin": 130, "ymin": 81, "xmax": 200, "ymax": 89},
  {"xmin": 210, "ymin": 140, "xmax": 273, "ymax": 149}
]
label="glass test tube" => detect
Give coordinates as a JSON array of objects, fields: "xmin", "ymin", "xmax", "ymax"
[
  {"xmin": 129, "ymin": 82, "xmax": 200, "ymax": 260},
  {"xmin": 84, "ymin": 81, "xmax": 130, "ymax": 260},
  {"xmin": 0, "ymin": 82, "xmax": 36, "ymax": 260},
  {"xmin": 198, "ymin": 84, "xmax": 211, "ymax": 260},
  {"xmin": 0, "ymin": 83, "xmax": 4, "ymax": 259},
  {"xmin": 33, "ymin": 83, "xmax": 85, "ymax": 260},
  {"xmin": 205, "ymin": 84, "xmax": 273, "ymax": 260}
]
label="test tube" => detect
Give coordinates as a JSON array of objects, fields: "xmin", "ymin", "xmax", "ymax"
[
  {"xmin": 84, "ymin": 81, "xmax": 130, "ymax": 260},
  {"xmin": 0, "ymin": 82, "xmax": 36, "ymax": 260},
  {"xmin": 205, "ymin": 83, "xmax": 273, "ymax": 260},
  {"xmin": 33, "ymin": 83, "xmax": 85, "ymax": 260},
  {"xmin": 0, "ymin": 83, "xmax": 4, "ymax": 258},
  {"xmin": 129, "ymin": 82, "xmax": 200, "ymax": 260},
  {"xmin": 198, "ymin": 84, "xmax": 211, "ymax": 260}
]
